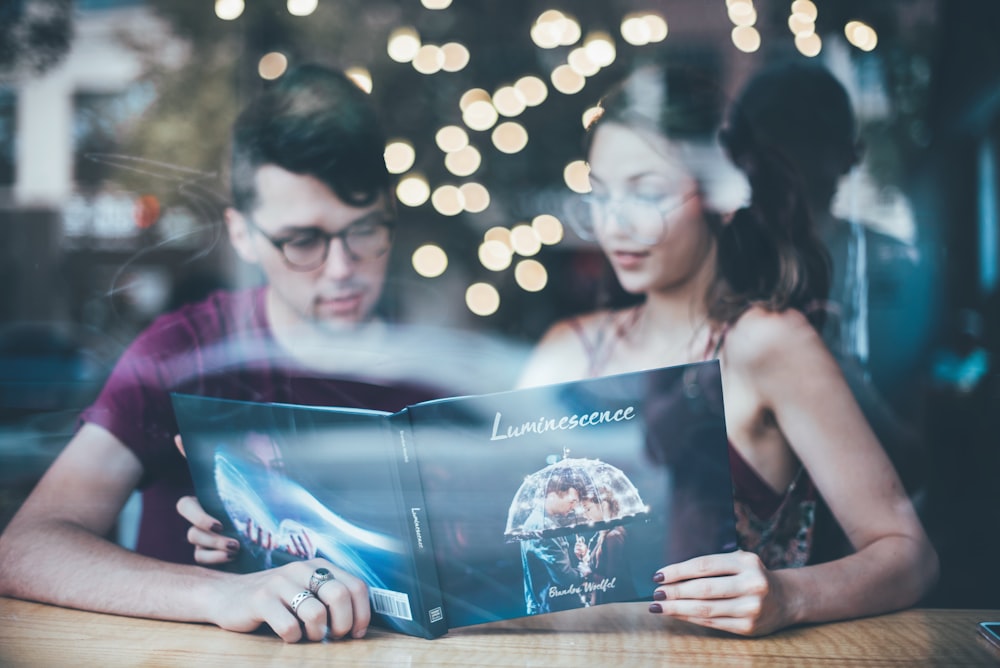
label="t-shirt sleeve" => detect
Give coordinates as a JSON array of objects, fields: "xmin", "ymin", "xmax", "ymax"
[{"xmin": 80, "ymin": 310, "xmax": 205, "ymax": 483}]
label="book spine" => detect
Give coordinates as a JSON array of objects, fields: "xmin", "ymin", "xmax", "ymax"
[{"xmin": 387, "ymin": 410, "xmax": 449, "ymax": 638}]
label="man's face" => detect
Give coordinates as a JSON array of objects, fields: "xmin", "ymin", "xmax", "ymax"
[
  {"xmin": 228, "ymin": 164, "xmax": 391, "ymax": 334},
  {"xmin": 544, "ymin": 487, "xmax": 581, "ymax": 518}
]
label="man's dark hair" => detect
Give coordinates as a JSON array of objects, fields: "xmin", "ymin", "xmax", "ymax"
[
  {"xmin": 545, "ymin": 466, "xmax": 595, "ymax": 502},
  {"xmin": 229, "ymin": 64, "xmax": 390, "ymax": 214}
]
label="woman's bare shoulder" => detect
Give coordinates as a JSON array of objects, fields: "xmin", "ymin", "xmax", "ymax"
[
  {"xmin": 723, "ymin": 306, "xmax": 825, "ymax": 369},
  {"xmin": 539, "ymin": 308, "xmax": 616, "ymax": 342},
  {"xmin": 517, "ymin": 308, "xmax": 617, "ymax": 388}
]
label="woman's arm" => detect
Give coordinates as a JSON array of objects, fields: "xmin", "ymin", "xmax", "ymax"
[
  {"xmin": 748, "ymin": 309, "xmax": 938, "ymax": 621},
  {"xmin": 651, "ymin": 308, "xmax": 938, "ymax": 635}
]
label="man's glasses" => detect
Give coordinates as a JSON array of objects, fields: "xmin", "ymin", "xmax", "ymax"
[
  {"xmin": 567, "ymin": 190, "xmax": 697, "ymax": 246},
  {"xmin": 248, "ymin": 215, "xmax": 394, "ymax": 271}
]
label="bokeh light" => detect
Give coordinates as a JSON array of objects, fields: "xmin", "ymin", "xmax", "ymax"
[
  {"xmin": 515, "ymin": 76, "xmax": 548, "ymax": 106},
  {"xmin": 463, "ymin": 99, "xmax": 499, "ymax": 131},
  {"xmin": 441, "ymin": 42, "xmax": 470, "ymax": 71},
  {"xmin": 568, "ymin": 48, "xmax": 600, "ymax": 77},
  {"xmin": 466, "ymin": 283, "xmax": 500, "ymax": 316},
  {"xmin": 731, "ymin": 25, "xmax": 761, "ymax": 52},
  {"xmin": 492, "ymin": 122, "xmax": 529, "ymax": 154},
  {"xmin": 791, "ymin": 0, "xmax": 818, "ymax": 21},
  {"xmin": 582, "ymin": 105, "xmax": 602, "ymax": 128},
  {"xmin": 397, "ymin": 174, "xmax": 430, "ymax": 207},
  {"xmin": 515, "ymin": 259, "xmax": 548, "ymax": 292},
  {"xmin": 345, "ymin": 67, "xmax": 373, "ymax": 93},
  {"xmin": 795, "ymin": 31, "xmax": 822, "ymax": 57},
  {"xmin": 532, "ymin": 214, "xmax": 564, "ymax": 245},
  {"xmin": 845, "ymin": 20, "xmax": 878, "ymax": 51},
  {"xmin": 510, "ymin": 223, "xmax": 542, "ymax": 257},
  {"xmin": 258, "ymin": 52, "xmax": 288, "ymax": 80},
  {"xmin": 388, "ymin": 27, "xmax": 421, "ymax": 63},
  {"xmin": 215, "ymin": 0, "xmax": 244, "ymax": 20},
  {"xmin": 431, "ymin": 184, "xmax": 464, "ymax": 216},
  {"xmin": 413, "ymin": 44, "xmax": 445, "ymax": 74},
  {"xmin": 421, "ymin": 0, "xmax": 452, "ymax": 8},
  {"xmin": 530, "ymin": 10, "xmax": 582, "ymax": 49},
  {"xmin": 584, "ymin": 31, "xmax": 616, "ymax": 67},
  {"xmin": 286, "ymin": 0, "xmax": 317, "ymax": 17},
  {"xmin": 493, "ymin": 86, "xmax": 527, "ymax": 117},
  {"xmin": 643, "ymin": 14, "xmax": 669, "ymax": 42},
  {"xmin": 459, "ymin": 88, "xmax": 491, "ymax": 112},
  {"xmin": 484, "ymin": 226, "xmax": 512, "ymax": 247},
  {"xmin": 622, "ymin": 13, "xmax": 668, "ymax": 45},
  {"xmin": 436, "ymin": 125, "xmax": 469, "ymax": 153},
  {"xmin": 384, "ymin": 140, "xmax": 415, "ymax": 174},
  {"xmin": 788, "ymin": 12, "xmax": 815, "ymax": 36},
  {"xmin": 563, "ymin": 160, "xmax": 592, "ymax": 193},
  {"xmin": 551, "ymin": 64, "xmax": 586, "ymax": 95},
  {"xmin": 727, "ymin": 1, "xmax": 757, "ymax": 26},
  {"xmin": 460, "ymin": 182, "xmax": 491, "ymax": 213},
  {"xmin": 444, "ymin": 144, "xmax": 482, "ymax": 176},
  {"xmin": 412, "ymin": 244, "xmax": 448, "ymax": 278},
  {"xmin": 479, "ymin": 240, "xmax": 513, "ymax": 271}
]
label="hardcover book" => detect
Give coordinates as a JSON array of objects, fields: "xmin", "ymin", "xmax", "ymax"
[{"xmin": 171, "ymin": 360, "xmax": 738, "ymax": 639}]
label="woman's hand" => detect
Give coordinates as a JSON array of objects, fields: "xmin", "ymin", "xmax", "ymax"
[
  {"xmin": 649, "ymin": 550, "xmax": 794, "ymax": 636},
  {"xmin": 176, "ymin": 495, "xmax": 239, "ymax": 564},
  {"xmin": 209, "ymin": 558, "xmax": 370, "ymax": 642}
]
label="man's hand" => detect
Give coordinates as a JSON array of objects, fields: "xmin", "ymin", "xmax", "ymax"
[{"xmin": 209, "ymin": 559, "xmax": 371, "ymax": 642}]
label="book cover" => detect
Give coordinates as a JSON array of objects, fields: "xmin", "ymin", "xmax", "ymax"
[
  {"xmin": 172, "ymin": 359, "xmax": 736, "ymax": 637},
  {"xmin": 404, "ymin": 360, "xmax": 737, "ymax": 628},
  {"xmin": 171, "ymin": 394, "xmax": 448, "ymax": 639}
]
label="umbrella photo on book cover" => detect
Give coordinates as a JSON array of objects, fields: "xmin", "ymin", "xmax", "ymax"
[{"xmin": 503, "ymin": 454, "xmax": 649, "ymax": 542}]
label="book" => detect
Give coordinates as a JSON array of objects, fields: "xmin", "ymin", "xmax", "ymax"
[{"xmin": 171, "ymin": 359, "xmax": 738, "ymax": 639}]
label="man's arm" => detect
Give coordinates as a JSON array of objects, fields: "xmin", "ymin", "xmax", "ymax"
[
  {"xmin": 0, "ymin": 423, "xmax": 371, "ymax": 642},
  {"xmin": 533, "ymin": 536, "xmax": 587, "ymax": 585}
]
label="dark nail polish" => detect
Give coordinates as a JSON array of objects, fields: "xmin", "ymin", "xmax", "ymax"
[
  {"xmin": 227, "ymin": 540, "xmax": 240, "ymax": 552},
  {"xmin": 649, "ymin": 603, "xmax": 663, "ymax": 614},
  {"xmin": 212, "ymin": 522, "xmax": 223, "ymax": 532},
  {"xmin": 652, "ymin": 572, "xmax": 664, "ymax": 583},
  {"xmin": 653, "ymin": 590, "xmax": 666, "ymax": 601}
]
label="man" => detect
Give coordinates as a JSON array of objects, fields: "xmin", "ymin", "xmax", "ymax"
[{"xmin": 0, "ymin": 65, "xmax": 438, "ymax": 642}]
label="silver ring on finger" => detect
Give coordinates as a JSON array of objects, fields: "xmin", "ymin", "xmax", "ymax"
[
  {"xmin": 290, "ymin": 590, "xmax": 315, "ymax": 615},
  {"xmin": 309, "ymin": 567, "xmax": 335, "ymax": 595}
]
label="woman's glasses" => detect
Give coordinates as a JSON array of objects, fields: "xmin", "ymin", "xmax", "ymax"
[{"xmin": 567, "ymin": 191, "xmax": 697, "ymax": 246}]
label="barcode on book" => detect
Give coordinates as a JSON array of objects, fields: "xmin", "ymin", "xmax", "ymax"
[{"xmin": 371, "ymin": 587, "xmax": 413, "ymax": 621}]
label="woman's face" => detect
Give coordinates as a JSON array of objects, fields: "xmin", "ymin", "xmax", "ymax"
[{"xmin": 586, "ymin": 122, "xmax": 716, "ymax": 296}]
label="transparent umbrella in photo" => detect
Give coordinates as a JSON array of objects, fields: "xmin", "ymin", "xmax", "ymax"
[{"xmin": 504, "ymin": 455, "xmax": 649, "ymax": 542}]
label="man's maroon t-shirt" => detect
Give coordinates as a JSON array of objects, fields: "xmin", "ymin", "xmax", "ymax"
[{"xmin": 81, "ymin": 287, "xmax": 440, "ymax": 564}]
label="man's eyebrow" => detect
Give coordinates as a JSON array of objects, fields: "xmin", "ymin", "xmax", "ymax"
[
  {"xmin": 268, "ymin": 224, "xmax": 325, "ymax": 237},
  {"xmin": 349, "ymin": 210, "xmax": 393, "ymax": 225},
  {"xmin": 269, "ymin": 211, "xmax": 390, "ymax": 236}
]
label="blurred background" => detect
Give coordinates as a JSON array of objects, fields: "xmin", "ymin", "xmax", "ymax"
[{"xmin": 1, "ymin": 0, "xmax": 997, "ymax": 607}]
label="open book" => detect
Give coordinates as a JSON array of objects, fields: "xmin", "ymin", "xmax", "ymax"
[{"xmin": 171, "ymin": 360, "xmax": 737, "ymax": 639}]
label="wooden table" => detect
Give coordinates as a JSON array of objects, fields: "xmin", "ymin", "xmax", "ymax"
[{"xmin": 1, "ymin": 597, "xmax": 997, "ymax": 667}]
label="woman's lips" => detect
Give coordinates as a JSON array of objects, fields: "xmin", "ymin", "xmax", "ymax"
[{"xmin": 610, "ymin": 249, "xmax": 650, "ymax": 271}]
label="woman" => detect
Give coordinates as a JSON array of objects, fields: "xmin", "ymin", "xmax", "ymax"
[{"xmin": 518, "ymin": 62, "xmax": 937, "ymax": 636}]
